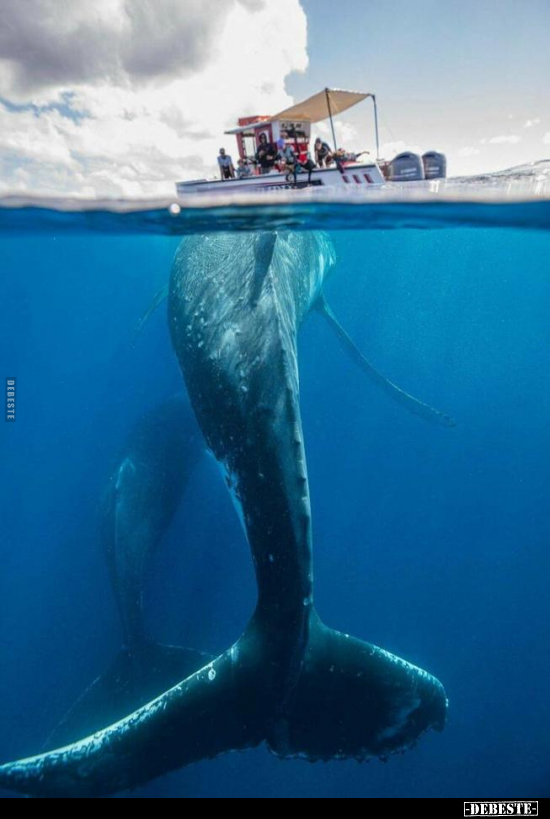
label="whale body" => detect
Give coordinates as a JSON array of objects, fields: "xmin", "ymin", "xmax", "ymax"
[
  {"xmin": 45, "ymin": 395, "xmax": 211, "ymax": 750},
  {"xmin": 0, "ymin": 231, "xmax": 447, "ymax": 797}
]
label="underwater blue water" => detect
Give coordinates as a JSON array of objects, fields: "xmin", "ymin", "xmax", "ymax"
[{"xmin": 1, "ymin": 191, "xmax": 549, "ymax": 797}]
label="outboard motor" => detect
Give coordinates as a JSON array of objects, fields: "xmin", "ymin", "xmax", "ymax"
[
  {"xmin": 387, "ymin": 152, "xmax": 425, "ymax": 182},
  {"xmin": 422, "ymin": 151, "xmax": 447, "ymax": 179}
]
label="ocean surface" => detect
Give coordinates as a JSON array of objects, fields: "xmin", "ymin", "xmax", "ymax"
[{"xmin": 1, "ymin": 163, "xmax": 549, "ymax": 798}]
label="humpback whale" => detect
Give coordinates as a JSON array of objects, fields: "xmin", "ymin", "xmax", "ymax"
[
  {"xmin": 45, "ymin": 395, "xmax": 211, "ymax": 750},
  {"xmin": 0, "ymin": 230, "xmax": 447, "ymax": 798}
]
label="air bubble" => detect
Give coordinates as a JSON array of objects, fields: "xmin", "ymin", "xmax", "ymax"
[{"xmin": 208, "ymin": 667, "xmax": 216, "ymax": 681}]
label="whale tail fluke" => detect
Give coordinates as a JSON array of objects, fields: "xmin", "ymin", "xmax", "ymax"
[
  {"xmin": 269, "ymin": 613, "xmax": 447, "ymax": 763},
  {"xmin": 43, "ymin": 641, "xmax": 212, "ymax": 751},
  {"xmin": 0, "ymin": 617, "xmax": 446, "ymax": 798}
]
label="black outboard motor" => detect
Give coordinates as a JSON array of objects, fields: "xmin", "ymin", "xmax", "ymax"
[
  {"xmin": 387, "ymin": 152, "xmax": 425, "ymax": 182},
  {"xmin": 422, "ymin": 151, "xmax": 447, "ymax": 179}
]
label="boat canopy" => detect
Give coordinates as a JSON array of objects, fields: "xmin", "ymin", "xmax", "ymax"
[
  {"xmin": 224, "ymin": 87, "xmax": 380, "ymax": 160},
  {"xmin": 272, "ymin": 88, "xmax": 371, "ymax": 123},
  {"xmin": 225, "ymin": 88, "xmax": 371, "ymax": 134}
]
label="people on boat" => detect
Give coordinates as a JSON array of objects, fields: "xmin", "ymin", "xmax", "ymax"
[
  {"xmin": 276, "ymin": 140, "xmax": 316, "ymax": 184},
  {"xmin": 276, "ymin": 139, "xmax": 297, "ymax": 180},
  {"xmin": 301, "ymin": 151, "xmax": 316, "ymax": 181},
  {"xmin": 333, "ymin": 147, "xmax": 358, "ymax": 162},
  {"xmin": 332, "ymin": 147, "xmax": 366, "ymax": 171},
  {"xmin": 314, "ymin": 137, "xmax": 332, "ymax": 167},
  {"xmin": 217, "ymin": 148, "xmax": 235, "ymax": 180},
  {"xmin": 255, "ymin": 132, "xmax": 277, "ymax": 174},
  {"xmin": 236, "ymin": 158, "xmax": 252, "ymax": 179}
]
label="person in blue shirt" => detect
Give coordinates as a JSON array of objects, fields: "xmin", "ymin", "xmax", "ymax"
[
  {"xmin": 236, "ymin": 158, "xmax": 252, "ymax": 179},
  {"xmin": 275, "ymin": 139, "xmax": 298, "ymax": 183}
]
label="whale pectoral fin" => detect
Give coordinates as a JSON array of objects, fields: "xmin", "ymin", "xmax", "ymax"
[
  {"xmin": 316, "ymin": 296, "xmax": 456, "ymax": 427},
  {"xmin": 270, "ymin": 615, "xmax": 447, "ymax": 762},
  {"xmin": 43, "ymin": 643, "xmax": 212, "ymax": 751},
  {"xmin": 133, "ymin": 282, "xmax": 169, "ymax": 343}
]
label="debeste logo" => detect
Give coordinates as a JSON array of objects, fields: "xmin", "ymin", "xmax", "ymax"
[{"xmin": 464, "ymin": 803, "xmax": 538, "ymax": 817}]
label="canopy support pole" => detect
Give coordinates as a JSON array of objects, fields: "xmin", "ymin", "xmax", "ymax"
[
  {"xmin": 325, "ymin": 87, "xmax": 337, "ymax": 150},
  {"xmin": 371, "ymin": 94, "xmax": 380, "ymax": 160}
]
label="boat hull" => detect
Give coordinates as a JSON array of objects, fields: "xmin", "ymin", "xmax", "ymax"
[{"xmin": 176, "ymin": 162, "xmax": 386, "ymax": 196}]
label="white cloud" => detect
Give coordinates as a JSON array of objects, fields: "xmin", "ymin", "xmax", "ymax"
[
  {"xmin": 0, "ymin": 0, "xmax": 259, "ymax": 95},
  {"xmin": 524, "ymin": 118, "xmax": 540, "ymax": 128},
  {"xmin": 458, "ymin": 146, "xmax": 481, "ymax": 158},
  {"xmin": 0, "ymin": 0, "xmax": 308, "ymax": 197},
  {"xmin": 316, "ymin": 120, "xmax": 357, "ymax": 150},
  {"xmin": 488, "ymin": 135, "xmax": 522, "ymax": 145}
]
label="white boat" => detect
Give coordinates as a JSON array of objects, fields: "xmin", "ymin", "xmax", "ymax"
[{"xmin": 176, "ymin": 88, "xmax": 446, "ymax": 196}]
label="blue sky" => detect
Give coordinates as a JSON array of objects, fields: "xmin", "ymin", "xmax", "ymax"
[{"xmin": 290, "ymin": 0, "xmax": 550, "ymax": 175}]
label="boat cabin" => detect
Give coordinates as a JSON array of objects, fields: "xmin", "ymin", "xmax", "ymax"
[
  {"xmin": 224, "ymin": 88, "xmax": 371, "ymax": 169},
  {"xmin": 227, "ymin": 115, "xmax": 312, "ymax": 166}
]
